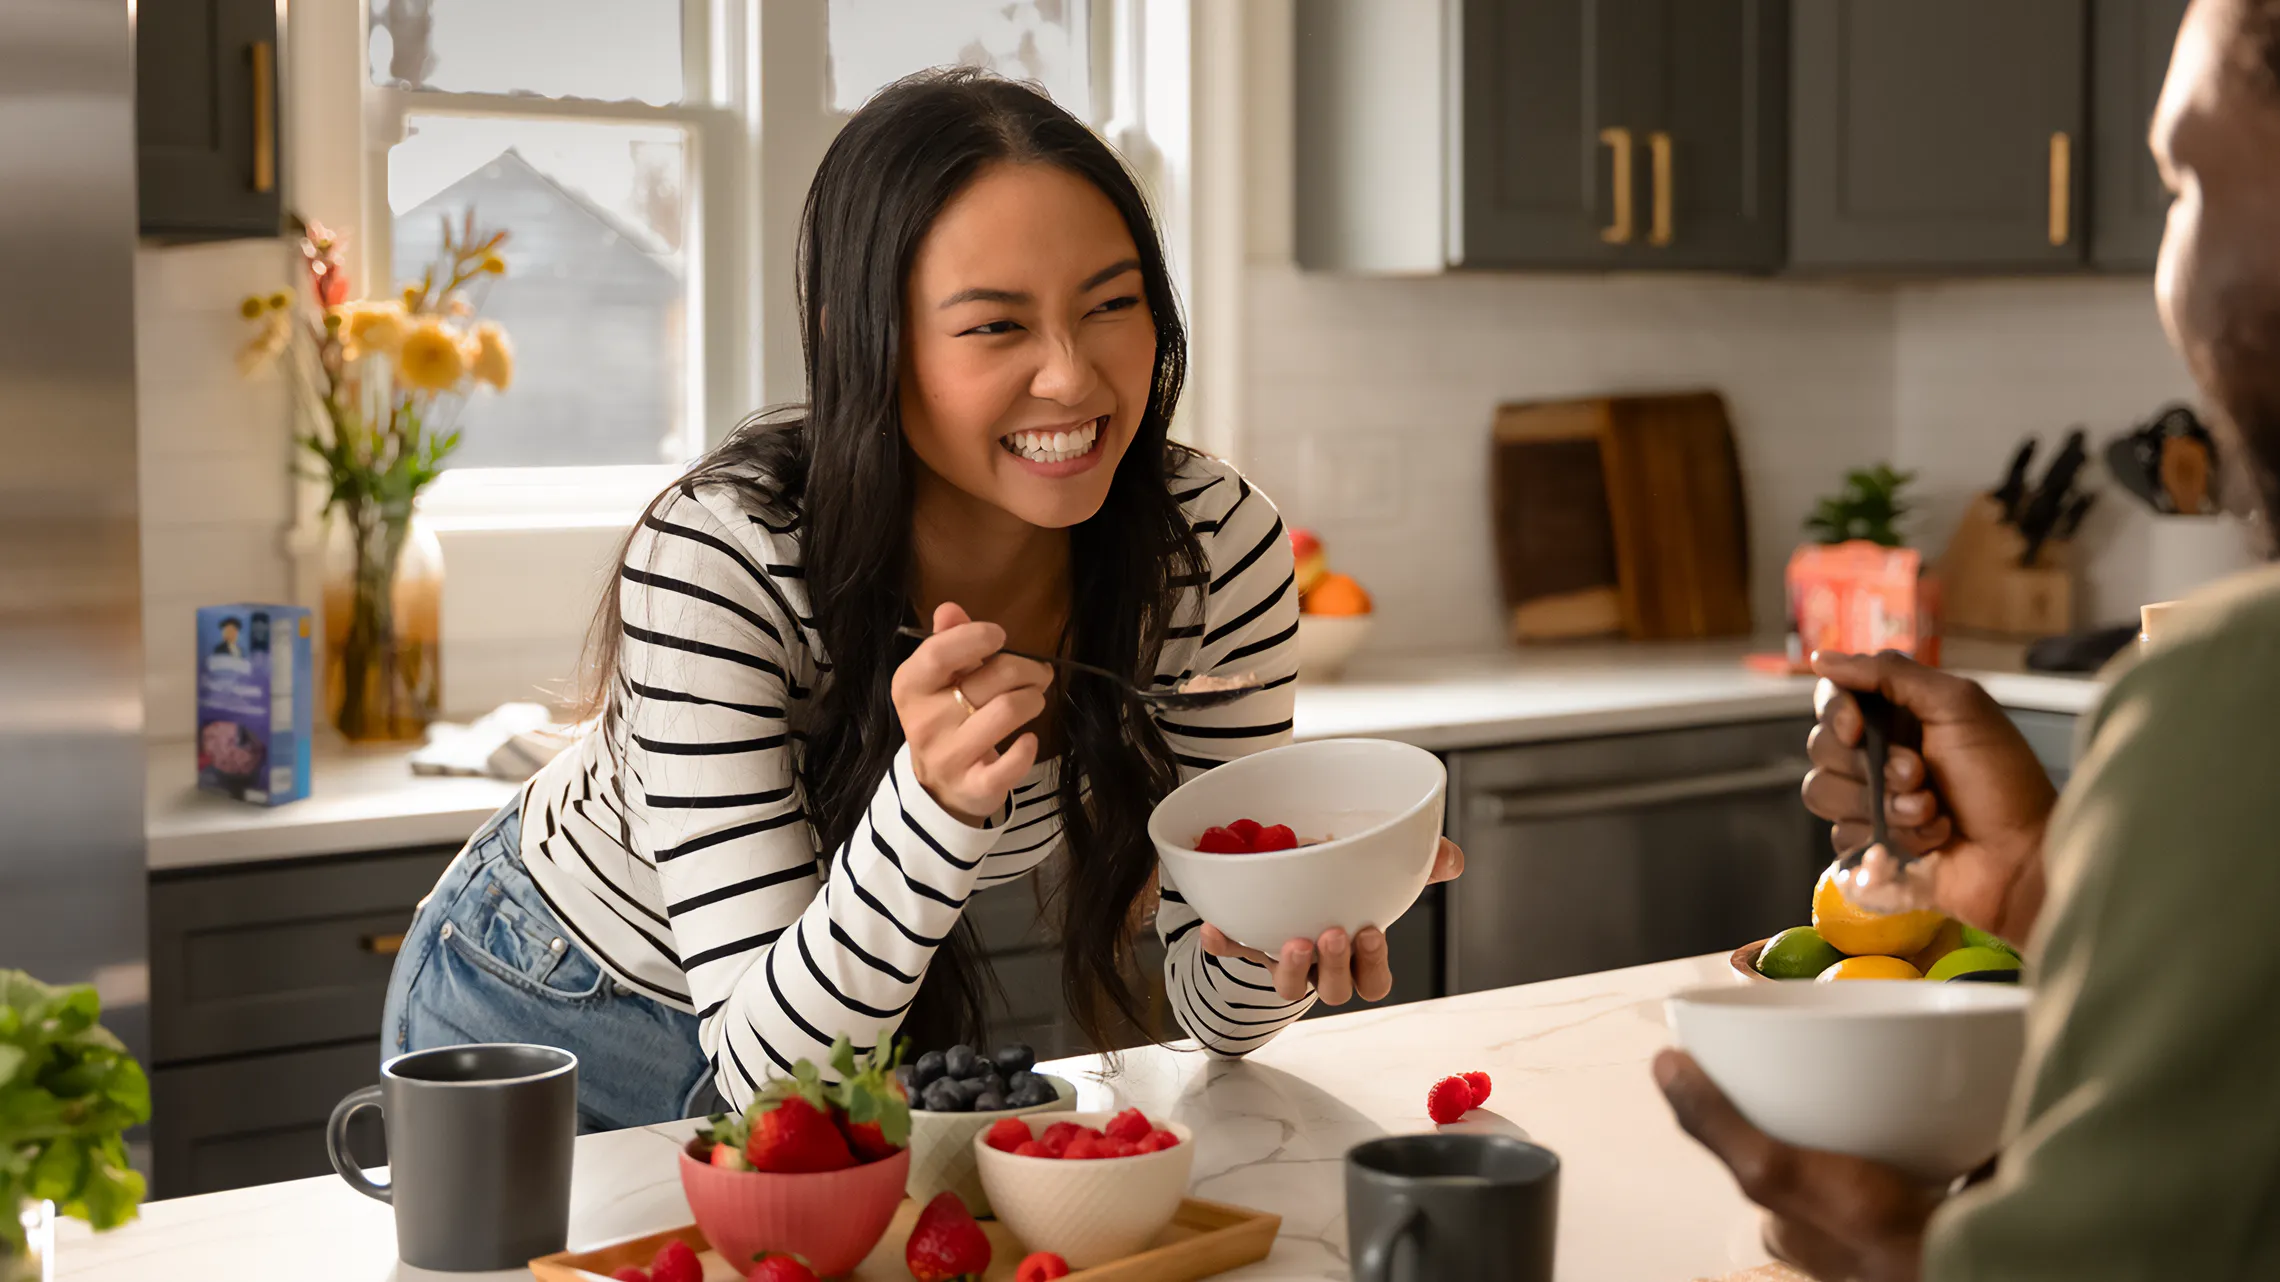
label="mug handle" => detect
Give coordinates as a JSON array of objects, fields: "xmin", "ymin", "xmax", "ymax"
[
  {"xmin": 326, "ymin": 1086, "xmax": 392, "ymax": 1204},
  {"xmin": 1353, "ymin": 1195, "xmax": 1423, "ymax": 1282}
]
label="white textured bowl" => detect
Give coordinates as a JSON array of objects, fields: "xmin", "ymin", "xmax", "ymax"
[
  {"xmin": 1666, "ymin": 981, "xmax": 2030, "ymax": 1181},
  {"xmin": 905, "ymin": 1074, "xmax": 1075, "ymax": 1216},
  {"xmin": 973, "ymin": 1113, "xmax": 1195, "ymax": 1267},
  {"xmin": 1295, "ymin": 614, "xmax": 1373, "ymax": 681},
  {"xmin": 1149, "ymin": 738, "xmax": 1446, "ymax": 952}
]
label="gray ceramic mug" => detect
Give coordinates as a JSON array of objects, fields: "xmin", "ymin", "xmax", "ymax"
[
  {"xmin": 1346, "ymin": 1134, "xmax": 1559, "ymax": 1282},
  {"xmin": 327, "ymin": 1043, "xmax": 578, "ymax": 1272}
]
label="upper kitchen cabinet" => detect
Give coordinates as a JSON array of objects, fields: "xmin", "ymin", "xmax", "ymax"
[
  {"xmin": 1296, "ymin": 0, "xmax": 1788, "ymax": 273},
  {"xmin": 2092, "ymin": 0, "xmax": 2187, "ymax": 269},
  {"xmin": 138, "ymin": 0, "xmax": 283, "ymax": 240},
  {"xmin": 1790, "ymin": 0, "xmax": 2088, "ymax": 271}
]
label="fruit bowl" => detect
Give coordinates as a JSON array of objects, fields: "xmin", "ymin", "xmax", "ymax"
[
  {"xmin": 1731, "ymin": 938, "xmax": 1773, "ymax": 982},
  {"xmin": 1149, "ymin": 738, "xmax": 1446, "ymax": 953},
  {"xmin": 974, "ymin": 1113, "xmax": 1196, "ymax": 1268},
  {"xmin": 677, "ymin": 1139, "xmax": 909, "ymax": 1277},
  {"xmin": 1666, "ymin": 981, "xmax": 2030, "ymax": 1181},
  {"xmin": 907, "ymin": 1073, "xmax": 1076, "ymax": 1215},
  {"xmin": 1295, "ymin": 614, "xmax": 1373, "ymax": 682}
]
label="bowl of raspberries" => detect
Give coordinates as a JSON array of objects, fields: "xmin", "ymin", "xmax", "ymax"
[
  {"xmin": 973, "ymin": 1107, "xmax": 1194, "ymax": 1268},
  {"xmin": 900, "ymin": 1041, "xmax": 1075, "ymax": 1215},
  {"xmin": 678, "ymin": 1036, "xmax": 912, "ymax": 1278}
]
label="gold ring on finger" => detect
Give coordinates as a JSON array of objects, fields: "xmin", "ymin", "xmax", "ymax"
[{"xmin": 952, "ymin": 683, "xmax": 975, "ymax": 717}]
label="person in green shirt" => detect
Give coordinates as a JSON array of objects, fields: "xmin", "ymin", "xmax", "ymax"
[{"xmin": 1655, "ymin": 1, "xmax": 2280, "ymax": 1278}]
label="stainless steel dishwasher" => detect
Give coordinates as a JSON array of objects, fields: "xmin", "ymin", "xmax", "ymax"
[{"xmin": 1446, "ymin": 718, "xmax": 1822, "ymax": 992}]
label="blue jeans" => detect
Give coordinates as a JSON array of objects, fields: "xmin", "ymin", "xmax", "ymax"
[{"xmin": 380, "ymin": 800, "xmax": 724, "ymax": 1132}]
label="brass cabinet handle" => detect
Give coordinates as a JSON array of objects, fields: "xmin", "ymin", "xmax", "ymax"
[
  {"xmin": 2047, "ymin": 131, "xmax": 2071, "ymax": 247},
  {"xmin": 1648, "ymin": 131, "xmax": 1674, "ymax": 247},
  {"xmin": 1598, "ymin": 127, "xmax": 1635, "ymax": 245},
  {"xmin": 251, "ymin": 40, "xmax": 276, "ymax": 194},
  {"xmin": 360, "ymin": 932, "xmax": 405, "ymax": 956}
]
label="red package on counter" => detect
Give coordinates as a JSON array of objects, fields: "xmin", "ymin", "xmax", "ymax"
[{"xmin": 1786, "ymin": 542, "xmax": 1941, "ymax": 665}]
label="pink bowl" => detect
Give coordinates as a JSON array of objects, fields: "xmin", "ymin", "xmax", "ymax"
[{"xmin": 677, "ymin": 1139, "xmax": 910, "ymax": 1277}]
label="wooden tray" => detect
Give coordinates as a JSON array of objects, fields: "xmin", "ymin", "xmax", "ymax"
[{"xmin": 530, "ymin": 1197, "xmax": 1278, "ymax": 1282}]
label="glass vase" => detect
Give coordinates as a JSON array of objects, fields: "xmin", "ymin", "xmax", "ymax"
[
  {"xmin": 322, "ymin": 506, "xmax": 444, "ymax": 742},
  {"xmin": 3, "ymin": 1198, "xmax": 53, "ymax": 1282}
]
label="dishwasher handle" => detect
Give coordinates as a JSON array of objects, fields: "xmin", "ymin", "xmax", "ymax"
[{"xmin": 1470, "ymin": 758, "xmax": 1810, "ymax": 825}]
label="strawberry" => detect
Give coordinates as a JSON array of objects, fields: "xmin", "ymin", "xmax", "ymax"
[
  {"xmin": 710, "ymin": 1139, "xmax": 752, "ymax": 1170},
  {"xmin": 746, "ymin": 1094, "xmax": 855, "ymax": 1173},
  {"xmin": 1426, "ymin": 1075, "xmax": 1474, "ymax": 1124},
  {"xmin": 984, "ymin": 1117, "xmax": 1033, "ymax": 1153},
  {"xmin": 1139, "ymin": 1129, "xmax": 1182, "ymax": 1154},
  {"xmin": 905, "ymin": 1191, "xmax": 992, "ymax": 1282},
  {"xmin": 649, "ymin": 1240, "xmax": 703, "ymax": 1282},
  {"xmin": 611, "ymin": 1268, "xmax": 649, "ymax": 1282},
  {"xmin": 1064, "ymin": 1132, "xmax": 1108, "ymax": 1161},
  {"xmin": 825, "ymin": 1035, "xmax": 912, "ymax": 1163},
  {"xmin": 1195, "ymin": 825, "xmax": 1248, "ymax": 853},
  {"xmin": 746, "ymin": 1253, "xmax": 818, "ymax": 1282},
  {"xmin": 1109, "ymin": 1138, "xmax": 1140, "ymax": 1158},
  {"xmin": 1040, "ymin": 1120, "xmax": 1083, "ymax": 1157},
  {"xmin": 1013, "ymin": 1140, "xmax": 1050, "ymax": 1158},
  {"xmin": 1104, "ymin": 1107, "xmax": 1153, "ymax": 1144},
  {"xmin": 1227, "ymin": 819, "xmax": 1264, "ymax": 845},
  {"xmin": 1462, "ymin": 1071, "xmax": 1493, "ymax": 1106},
  {"xmin": 1016, "ymin": 1251, "xmax": 1072, "ymax": 1282},
  {"xmin": 1252, "ymin": 824, "xmax": 1298, "ymax": 852}
]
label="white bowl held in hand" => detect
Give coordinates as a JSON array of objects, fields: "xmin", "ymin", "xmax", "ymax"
[
  {"xmin": 1666, "ymin": 981, "xmax": 2030, "ymax": 1181},
  {"xmin": 1149, "ymin": 738, "xmax": 1447, "ymax": 953},
  {"xmin": 974, "ymin": 1114, "xmax": 1195, "ymax": 1267}
]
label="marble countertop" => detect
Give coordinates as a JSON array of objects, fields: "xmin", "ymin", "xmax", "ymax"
[
  {"xmin": 146, "ymin": 643, "xmax": 2100, "ymax": 871},
  {"xmin": 54, "ymin": 953, "xmax": 1770, "ymax": 1282}
]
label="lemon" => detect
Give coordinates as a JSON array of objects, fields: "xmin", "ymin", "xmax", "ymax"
[
  {"xmin": 1811, "ymin": 864, "xmax": 1948, "ymax": 957},
  {"xmin": 1927, "ymin": 946, "xmax": 2022, "ymax": 982},
  {"xmin": 1817, "ymin": 955, "xmax": 1923, "ymax": 982},
  {"xmin": 1908, "ymin": 919, "xmax": 1967, "ymax": 973},
  {"xmin": 1757, "ymin": 926, "xmax": 1848, "ymax": 980},
  {"xmin": 1959, "ymin": 925, "xmax": 2022, "ymax": 959}
]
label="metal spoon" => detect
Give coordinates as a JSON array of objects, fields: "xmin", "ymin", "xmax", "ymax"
[
  {"xmin": 893, "ymin": 625, "xmax": 1266, "ymax": 713},
  {"xmin": 1834, "ymin": 689, "xmax": 1941, "ymax": 913}
]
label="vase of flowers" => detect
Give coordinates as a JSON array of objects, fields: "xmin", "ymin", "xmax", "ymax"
[
  {"xmin": 240, "ymin": 214, "xmax": 514, "ymax": 741},
  {"xmin": 1, "ymin": 971, "xmax": 152, "ymax": 1282}
]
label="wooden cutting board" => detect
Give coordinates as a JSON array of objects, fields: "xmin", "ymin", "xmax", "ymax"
[{"xmin": 1492, "ymin": 392, "xmax": 1752, "ymax": 642}]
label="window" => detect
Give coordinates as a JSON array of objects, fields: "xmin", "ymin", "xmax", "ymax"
[{"xmin": 365, "ymin": 0, "xmax": 725, "ymax": 478}]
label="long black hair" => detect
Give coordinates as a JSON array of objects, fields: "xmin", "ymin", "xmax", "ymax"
[{"xmin": 582, "ymin": 68, "xmax": 1203, "ymax": 1054}]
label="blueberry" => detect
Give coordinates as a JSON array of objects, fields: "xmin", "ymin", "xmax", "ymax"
[
  {"xmin": 992, "ymin": 1043, "xmax": 1036, "ymax": 1076},
  {"xmin": 943, "ymin": 1044, "xmax": 981, "ymax": 1079},
  {"xmin": 949, "ymin": 1077, "xmax": 985, "ymax": 1108},
  {"xmin": 973, "ymin": 1091, "xmax": 1008, "ymax": 1113},
  {"xmin": 976, "ymin": 1073, "xmax": 1006, "ymax": 1098},
  {"xmin": 1008, "ymin": 1079, "xmax": 1055, "ymax": 1109},
  {"xmin": 920, "ymin": 1077, "xmax": 964, "ymax": 1113},
  {"xmin": 910, "ymin": 1050, "xmax": 947, "ymax": 1088},
  {"xmin": 1006, "ymin": 1069, "xmax": 1037, "ymax": 1095}
]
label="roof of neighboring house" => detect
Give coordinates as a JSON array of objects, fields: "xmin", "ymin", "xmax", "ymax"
[{"xmin": 397, "ymin": 147, "xmax": 681, "ymax": 294}]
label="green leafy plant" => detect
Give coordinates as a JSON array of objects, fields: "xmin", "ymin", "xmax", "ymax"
[
  {"xmin": 0, "ymin": 971, "xmax": 150, "ymax": 1256},
  {"xmin": 1804, "ymin": 463, "xmax": 1916, "ymax": 548}
]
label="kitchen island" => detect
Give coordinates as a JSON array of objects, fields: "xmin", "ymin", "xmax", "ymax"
[{"xmin": 57, "ymin": 954, "xmax": 1772, "ymax": 1282}]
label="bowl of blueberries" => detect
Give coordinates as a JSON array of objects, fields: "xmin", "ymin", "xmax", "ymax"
[{"xmin": 900, "ymin": 1041, "xmax": 1075, "ymax": 1216}]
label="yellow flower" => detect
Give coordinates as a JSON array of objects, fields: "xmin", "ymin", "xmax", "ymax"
[
  {"xmin": 236, "ymin": 312, "xmax": 290, "ymax": 376},
  {"xmin": 265, "ymin": 290, "xmax": 292, "ymax": 312},
  {"xmin": 335, "ymin": 300, "xmax": 409, "ymax": 360},
  {"xmin": 446, "ymin": 292, "xmax": 472, "ymax": 317},
  {"xmin": 480, "ymin": 255, "xmax": 506, "ymax": 275},
  {"xmin": 395, "ymin": 317, "xmax": 468, "ymax": 392},
  {"xmin": 238, "ymin": 295, "xmax": 265, "ymax": 320},
  {"xmin": 402, "ymin": 284, "xmax": 423, "ymax": 310},
  {"xmin": 467, "ymin": 321, "xmax": 513, "ymax": 392}
]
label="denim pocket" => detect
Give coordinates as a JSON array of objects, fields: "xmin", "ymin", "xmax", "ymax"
[{"xmin": 442, "ymin": 862, "xmax": 607, "ymax": 1003}]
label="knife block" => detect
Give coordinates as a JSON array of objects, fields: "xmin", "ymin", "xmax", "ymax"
[{"xmin": 1936, "ymin": 496, "xmax": 2074, "ymax": 639}]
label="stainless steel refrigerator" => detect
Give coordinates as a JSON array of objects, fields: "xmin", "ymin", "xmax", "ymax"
[{"xmin": 0, "ymin": 0, "xmax": 151, "ymax": 1073}]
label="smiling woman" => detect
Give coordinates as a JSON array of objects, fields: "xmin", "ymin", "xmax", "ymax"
[{"xmin": 376, "ymin": 68, "xmax": 1464, "ymax": 1130}]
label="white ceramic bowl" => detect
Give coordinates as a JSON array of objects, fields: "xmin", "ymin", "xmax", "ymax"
[
  {"xmin": 973, "ymin": 1113, "xmax": 1195, "ymax": 1268},
  {"xmin": 905, "ymin": 1073, "xmax": 1075, "ymax": 1216},
  {"xmin": 1150, "ymin": 738, "xmax": 1446, "ymax": 952},
  {"xmin": 1666, "ymin": 981, "xmax": 2030, "ymax": 1181},
  {"xmin": 1295, "ymin": 614, "xmax": 1373, "ymax": 681}
]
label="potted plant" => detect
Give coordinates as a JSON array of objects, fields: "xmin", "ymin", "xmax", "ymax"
[
  {"xmin": 1, "ymin": 971, "xmax": 150, "ymax": 1282},
  {"xmin": 1803, "ymin": 463, "xmax": 1915, "ymax": 548},
  {"xmin": 237, "ymin": 213, "xmax": 515, "ymax": 741}
]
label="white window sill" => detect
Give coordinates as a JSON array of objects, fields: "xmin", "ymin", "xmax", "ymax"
[{"xmin": 413, "ymin": 464, "xmax": 681, "ymax": 532}]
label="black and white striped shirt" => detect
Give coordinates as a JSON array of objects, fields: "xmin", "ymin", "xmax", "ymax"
[{"xmin": 516, "ymin": 450, "xmax": 1308, "ymax": 1109}]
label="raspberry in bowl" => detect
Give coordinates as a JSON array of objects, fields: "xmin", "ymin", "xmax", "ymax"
[
  {"xmin": 973, "ymin": 1109, "xmax": 1196, "ymax": 1268},
  {"xmin": 1148, "ymin": 737, "xmax": 1446, "ymax": 952}
]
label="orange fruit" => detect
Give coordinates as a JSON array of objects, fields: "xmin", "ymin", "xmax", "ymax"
[
  {"xmin": 1907, "ymin": 919, "xmax": 1966, "ymax": 974},
  {"xmin": 1817, "ymin": 955, "xmax": 1922, "ymax": 982},
  {"xmin": 1304, "ymin": 572, "xmax": 1372, "ymax": 616},
  {"xmin": 1810, "ymin": 864, "xmax": 1947, "ymax": 958}
]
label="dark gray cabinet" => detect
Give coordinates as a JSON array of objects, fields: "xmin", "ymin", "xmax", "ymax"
[
  {"xmin": 2005, "ymin": 708, "xmax": 2082, "ymax": 788},
  {"xmin": 1791, "ymin": 0, "xmax": 2088, "ymax": 270},
  {"xmin": 2092, "ymin": 0, "xmax": 2188, "ymax": 268},
  {"xmin": 1458, "ymin": 0, "xmax": 1787, "ymax": 271},
  {"xmin": 137, "ymin": 0, "xmax": 283, "ymax": 239}
]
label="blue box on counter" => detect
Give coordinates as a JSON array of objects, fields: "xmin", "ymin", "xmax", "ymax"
[{"xmin": 196, "ymin": 604, "xmax": 313, "ymax": 805}]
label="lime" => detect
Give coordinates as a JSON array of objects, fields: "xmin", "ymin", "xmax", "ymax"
[
  {"xmin": 1757, "ymin": 926, "xmax": 1847, "ymax": 979},
  {"xmin": 1959, "ymin": 925, "xmax": 2022, "ymax": 958},
  {"xmin": 1928, "ymin": 945, "xmax": 2022, "ymax": 982}
]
